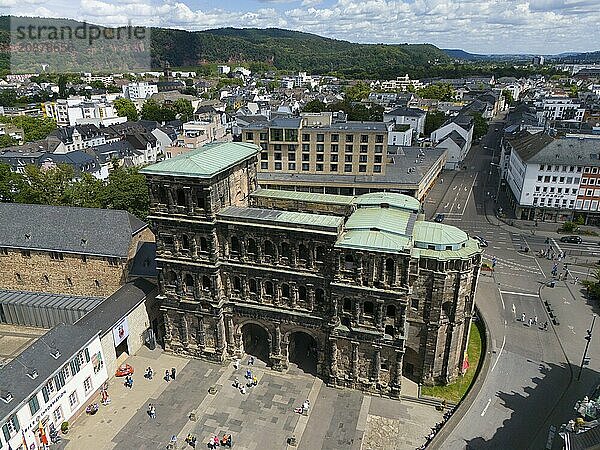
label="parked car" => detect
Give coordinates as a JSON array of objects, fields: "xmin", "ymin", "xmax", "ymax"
[
  {"xmin": 115, "ymin": 363, "xmax": 134, "ymax": 377},
  {"xmin": 434, "ymin": 214, "xmax": 445, "ymax": 223},
  {"xmin": 473, "ymin": 235, "xmax": 489, "ymax": 247},
  {"xmin": 560, "ymin": 235, "xmax": 582, "ymax": 244}
]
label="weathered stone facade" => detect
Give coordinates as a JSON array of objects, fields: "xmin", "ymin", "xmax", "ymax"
[{"xmin": 143, "ymin": 144, "xmax": 481, "ymax": 396}]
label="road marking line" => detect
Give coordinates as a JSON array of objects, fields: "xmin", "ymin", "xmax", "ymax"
[
  {"xmin": 499, "ymin": 290, "xmax": 539, "ymax": 297},
  {"xmin": 481, "ymin": 398, "xmax": 492, "ymax": 416}
]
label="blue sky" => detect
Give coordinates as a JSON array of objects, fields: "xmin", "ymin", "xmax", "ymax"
[{"xmin": 2, "ymin": 0, "xmax": 599, "ymax": 54}]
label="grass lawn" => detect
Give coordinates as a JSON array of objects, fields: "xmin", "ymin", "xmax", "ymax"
[{"xmin": 421, "ymin": 322, "xmax": 483, "ymax": 403}]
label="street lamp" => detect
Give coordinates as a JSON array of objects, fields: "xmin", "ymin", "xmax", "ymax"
[{"xmin": 578, "ymin": 314, "xmax": 596, "ymax": 381}]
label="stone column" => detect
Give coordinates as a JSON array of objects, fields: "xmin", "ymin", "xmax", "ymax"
[
  {"xmin": 329, "ymin": 339, "xmax": 338, "ymax": 380},
  {"xmin": 239, "ymin": 240, "xmax": 246, "ymax": 261},
  {"xmin": 166, "ymin": 188, "xmax": 174, "ymax": 211},
  {"xmin": 351, "ymin": 341, "xmax": 359, "ymax": 380},
  {"xmin": 290, "ymin": 282, "xmax": 298, "ymax": 308},
  {"xmin": 376, "ymin": 302, "xmax": 384, "ymax": 328},
  {"xmin": 330, "ymin": 295, "xmax": 339, "ymax": 325},
  {"xmin": 307, "ymin": 284, "xmax": 315, "ymax": 311},
  {"xmin": 257, "ymin": 279, "xmax": 263, "ymax": 303},
  {"xmin": 354, "ymin": 299, "xmax": 361, "ymax": 325},
  {"xmin": 179, "ymin": 313, "xmax": 189, "ymax": 347},
  {"xmin": 216, "ymin": 314, "xmax": 226, "ymax": 352},
  {"xmin": 392, "ymin": 350, "xmax": 404, "ymax": 392},
  {"xmin": 242, "ymin": 276, "xmax": 249, "ymax": 300},
  {"xmin": 273, "ymin": 323, "xmax": 282, "ymax": 356},
  {"xmin": 163, "ymin": 311, "xmax": 173, "ymax": 345},
  {"xmin": 372, "ymin": 348, "xmax": 381, "ymax": 382},
  {"xmin": 273, "ymin": 280, "xmax": 280, "ymax": 306},
  {"xmin": 290, "ymin": 248, "xmax": 297, "ymax": 266},
  {"xmin": 356, "ymin": 252, "xmax": 364, "ymax": 282},
  {"xmin": 191, "ymin": 236, "xmax": 198, "ymax": 258},
  {"xmin": 307, "ymin": 244, "xmax": 314, "ymax": 269},
  {"xmin": 184, "ymin": 187, "xmax": 193, "ymax": 213},
  {"xmin": 196, "ymin": 315, "xmax": 205, "ymax": 348},
  {"xmin": 226, "ymin": 316, "xmax": 235, "ymax": 354}
]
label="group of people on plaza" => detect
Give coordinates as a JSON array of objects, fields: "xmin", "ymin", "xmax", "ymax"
[
  {"xmin": 232, "ymin": 356, "xmax": 258, "ymax": 395},
  {"xmin": 520, "ymin": 312, "xmax": 548, "ymax": 330}
]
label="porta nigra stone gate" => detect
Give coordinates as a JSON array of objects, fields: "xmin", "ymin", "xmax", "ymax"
[{"xmin": 141, "ymin": 142, "xmax": 481, "ymax": 396}]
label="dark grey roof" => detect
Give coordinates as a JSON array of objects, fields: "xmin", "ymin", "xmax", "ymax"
[
  {"xmin": 75, "ymin": 278, "xmax": 156, "ymax": 339},
  {"xmin": 442, "ymin": 130, "xmax": 467, "ymax": 149},
  {"xmin": 519, "ymin": 135, "xmax": 600, "ymax": 165},
  {"xmin": 270, "ymin": 117, "xmax": 302, "ymax": 128},
  {"xmin": 507, "ymin": 130, "xmax": 555, "ymax": 162},
  {"xmin": 38, "ymin": 151, "xmax": 100, "ymax": 175},
  {"xmin": 305, "ymin": 121, "xmax": 389, "ymax": 132},
  {"xmin": 0, "ymin": 323, "xmax": 97, "ymax": 420},
  {"xmin": 0, "ymin": 204, "xmax": 146, "ymax": 257},
  {"xmin": 49, "ymin": 124, "xmax": 101, "ymax": 144},
  {"xmin": 91, "ymin": 140, "xmax": 137, "ymax": 163},
  {"xmin": 0, "ymin": 278, "xmax": 157, "ymax": 421}
]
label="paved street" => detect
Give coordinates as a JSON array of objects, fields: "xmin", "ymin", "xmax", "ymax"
[
  {"xmin": 428, "ymin": 115, "xmax": 600, "ymax": 449},
  {"xmin": 65, "ymin": 347, "xmax": 443, "ymax": 450}
]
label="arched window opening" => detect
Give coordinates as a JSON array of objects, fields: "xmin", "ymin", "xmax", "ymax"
[
  {"xmin": 176, "ymin": 188, "xmax": 186, "ymax": 206},
  {"xmin": 248, "ymin": 238, "xmax": 258, "ymax": 255},
  {"xmin": 386, "ymin": 304, "xmax": 396, "ymax": 318},
  {"xmin": 231, "ymin": 236, "xmax": 240, "ymax": 253},
  {"xmin": 281, "ymin": 242, "xmax": 292, "ymax": 260},
  {"xmin": 249, "ymin": 279, "xmax": 258, "ymax": 294},
  {"xmin": 315, "ymin": 246, "xmax": 326, "ymax": 262},
  {"xmin": 315, "ymin": 288, "xmax": 325, "ymax": 303},
  {"xmin": 344, "ymin": 254, "xmax": 354, "ymax": 270},
  {"xmin": 363, "ymin": 301, "xmax": 374, "ymax": 316},
  {"xmin": 202, "ymin": 275, "xmax": 211, "ymax": 290},
  {"xmin": 264, "ymin": 240, "xmax": 275, "ymax": 257},
  {"xmin": 298, "ymin": 244, "xmax": 309, "ymax": 264},
  {"xmin": 181, "ymin": 234, "xmax": 190, "ymax": 250},
  {"xmin": 167, "ymin": 270, "xmax": 177, "ymax": 286},
  {"xmin": 298, "ymin": 286, "xmax": 307, "ymax": 301},
  {"xmin": 184, "ymin": 274, "xmax": 194, "ymax": 293},
  {"xmin": 233, "ymin": 276, "xmax": 242, "ymax": 292},
  {"xmin": 343, "ymin": 298, "xmax": 352, "ymax": 312},
  {"xmin": 281, "ymin": 284, "xmax": 290, "ymax": 299},
  {"xmin": 158, "ymin": 186, "xmax": 168, "ymax": 204},
  {"xmin": 200, "ymin": 237, "xmax": 208, "ymax": 252},
  {"xmin": 264, "ymin": 281, "xmax": 274, "ymax": 296},
  {"xmin": 442, "ymin": 301, "xmax": 453, "ymax": 318}
]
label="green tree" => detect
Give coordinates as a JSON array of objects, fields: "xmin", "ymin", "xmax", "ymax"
[
  {"xmin": 173, "ymin": 98, "xmax": 194, "ymax": 122},
  {"xmin": 18, "ymin": 164, "xmax": 74, "ymax": 205},
  {"xmin": 114, "ymin": 98, "xmax": 139, "ymax": 121},
  {"xmin": 345, "ymin": 81, "xmax": 371, "ymax": 102},
  {"xmin": 65, "ymin": 173, "xmax": 104, "ymax": 208},
  {"xmin": 140, "ymin": 99, "xmax": 176, "ymax": 123},
  {"xmin": 469, "ymin": 112, "xmax": 489, "ymax": 140},
  {"xmin": 0, "ymin": 162, "xmax": 23, "ymax": 202},
  {"xmin": 101, "ymin": 166, "xmax": 149, "ymax": 219},
  {"xmin": 0, "ymin": 134, "xmax": 18, "ymax": 148},
  {"xmin": 0, "ymin": 89, "xmax": 17, "ymax": 107},
  {"xmin": 502, "ymin": 89, "xmax": 514, "ymax": 106},
  {"xmin": 424, "ymin": 111, "xmax": 446, "ymax": 136},
  {"xmin": 569, "ymin": 85, "xmax": 579, "ymax": 98},
  {"xmin": 303, "ymin": 100, "xmax": 326, "ymax": 113},
  {"xmin": 418, "ymin": 83, "xmax": 456, "ymax": 101},
  {"xmin": 0, "ymin": 116, "xmax": 57, "ymax": 142}
]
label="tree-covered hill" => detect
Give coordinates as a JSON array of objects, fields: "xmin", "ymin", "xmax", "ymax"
[{"xmin": 0, "ymin": 16, "xmax": 452, "ymax": 78}]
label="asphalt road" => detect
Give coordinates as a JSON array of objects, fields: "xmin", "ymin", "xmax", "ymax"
[{"xmin": 429, "ymin": 116, "xmax": 600, "ymax": 449}]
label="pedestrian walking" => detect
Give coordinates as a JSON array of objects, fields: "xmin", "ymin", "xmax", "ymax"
[
  {"xmin": 575, "ymin": 277, "xmax": 580, "ymax": 285},
  {"xmin": 534, "ymin": 316, "xmax": 538, "ymax": 325},
  {"xmin": 171, "ymin": 367, "xmax": 176, "ymax": 380},
  {"xmin": 521, "ymin": 312, "xmax": 526, "ymax": 322},
  {"xmin": 246, "ymin": 368, "xmax": 252, "ymax": 379},
  {"xmin": 528, "ymin": 318, "xmax": 533, "ymax": 327},
  {"xmin": 165, "ymin": 370, "xmax": 171, "ymax": 382},
  {"xmin": 248, "ymin": 356, "xmax": 255, "ymax": 366}
]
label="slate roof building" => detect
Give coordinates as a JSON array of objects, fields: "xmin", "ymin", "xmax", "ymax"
[
  {"xmin": 0, "ymin": 204, "xmax": 154, "ymax": 298},
  {"xmin": 504, "ymin": 131, "xmax": 600, "ymax": 223},
  {"xmin": 141, "ymin": 141, "xmax": 481, "ymax": 396}
]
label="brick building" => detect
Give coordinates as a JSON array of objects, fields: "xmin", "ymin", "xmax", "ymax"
[
  {"xmin": 0, "ymin": 204, "xmax": 154, "ymax": 297},
  {"xmin": 141, "ymin": 142, "xmax": 481, "ymax": 394}
]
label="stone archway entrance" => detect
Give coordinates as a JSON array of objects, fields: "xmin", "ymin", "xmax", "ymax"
[
  {"xmin": 403, "ymin": 347, "xmax": 421, "ymax": 383},
  {"xmin": 241, "ymin": 323, "xmax": 270, "ymax": 364},
  {"xmin": 288, "ymin": 331, "xmax": 318, "ymax": 375}
]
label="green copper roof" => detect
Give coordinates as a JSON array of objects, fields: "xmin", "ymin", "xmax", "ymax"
[
  {"xmin": 353, "ymin": 192, "xmax": 421, "ymax": 213},
  {"xmin": 140, "ymin": 142, "xmax": 260, "ymax": 178},
  {"xmin": 413, "ymin": 222, "xmax": 469, "ymax": 248},
  {"xmin": 412, "ymin": 238, "xmax": 480, "ymax": 261},
  {"xmin": 218, "ymin": 206, "xmax": 343, "ymax": 232},
  {"xmin": 251, "ymin": 189, "xmax": 355, "ymax": 205}
]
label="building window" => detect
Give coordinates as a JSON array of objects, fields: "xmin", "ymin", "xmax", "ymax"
[
  {"xmin": 68, "ymin": 391, "xmax": 78, "ymax": 411},
  {"xmin": 264, "ymin": 281, "xmax": 274, "ymax": 297},
  {"xmin": 288, "ymin": 152, "xmax": 296, "ymax": 161},
  {"xmin": 94, "ymin": 280, "xmax": 100, "ymax": 288},
  {"xmin": 411, "ymin": 298, "xmax": 419, "ymax": 310},
  {"xmin": 84, "ymin": 377, "xmax": 92, "ymax": 394},
  {"xmin": 288, "ymin": 163, "xmax": 296, "ymax": 170},
  {"xmin": 345, "ymin": 134, "xmax": 354, "ymax": 143},
  {"xmin": 316, "ymin": 154, "xmax": 324, "ymax": 162},
  {"xmin": 330, "ymin": 144, "xmax": 338, "ymax": 153},
  {"xmin": 331, "ymin": 134, "xmax": 339, "ymax": 142},
  {"xmin": 363, "ymin": 301, "xmax": 374, "ymax": 316},
  {"xmin": 360, "ymin": 134, "xmax": 369, "ymax": 143},
  {"xmin": 66, "ymin": 277, "xmax": 73, "ymax": 287},
  {"xmin": 15, "ymin": 272, "xmax": 22, "ymax": 282},
  {"xmin": 302, "ymin": 154, "xmax": 310, "ymax": 161},
  {"xmin": 245, "ymin": 132, "xmax": 254, "ymax": 141},
  {"xmin": 374, "ymin": 165, "xmax": 382, "ymax": 173},
  {"xmin": 345, "ymin": 154, "xmax": 353, "ymax": 162},
  {"xmin": 298, "ymin": 286, "xmax": 307, "ymax": 301},
  {"xmin": 302, "ymin": 133, "xmax": 310, "ymax": 142},
  {"xmin": 21, "ymin": 250, "xmax": 31, "ymax": 258},
  {"xmin": 261, "ymin": 162, "xmax": 268, "ymax": 170},
  {"xmin": 274, "ymin": 162, "xmax": 282, "ymax": 170},
  {"xmin": 81, "ymin": 255, "xmax": 87, "ymax": 263},
  {"xmin": 316, "ymin": 164, "xmax": 324, "ymax": 171},
  {"xmin": 344, "ymin": 164, "xmax": 353, "ymax": 172},
  {"xmin": 376, "ymin": 134, "xmax": 384, "ymax": 143},
  {"xmin": 53, "ymin": 407, "xmax": 63, "ymax": 424},
  {"xmin": 249, "ymin": 279, "xmax": 258, "ymax": 294},
  {"xmin": 316, "ymin": 134, "xmax": 325, "ymax": 142},
  {"xmin": 28, "ymin": 394, "xmax": 40, "ymax": 415},
  {"xmin": 259, "ymin": 132, "xmax": 268, "ymax": 141},
  {"xmin": 0, "ymin": 247, "xmax": 8, "ymax": 256},
  {"xmin": 374, "ymin": 145, "xmax": 383, "ymax": 153},
  {"xmin": 330, "ymin": 154, "xmax": 338, "ymax": 162},
  {"xmin": 345, "ymin": 144, "xmax": 353, "ymax": 152},
  {"xmin": 537, "ymin": 175, "xmax": 543, "ymax": 182},
  {"xmin": 359, "ymin": 155, "xmax": 367, "ymax": 163},
  {"xmin": 302, "ymin": 163, "xmax": 310, "ymax": 171},
  {"xmin": 2, "ymin": 415, "xmax": 20, "ymax": 442},
  {"xmin": 359, "ymin": 165, "xmax": 367, "ymax": 172},
  {"xmin": 288, "ymin": 144, "xmax": 296, "ymax": 152},
  {"xmin": 330, "ymin": 164, "xmax": 338, "ymax": 172},
  {"xmin": 106, "ymin": 257, "xmax": 119, "ymax": 266},
  {"xmin": 316, "ymin": 144, "xmax": 324, "ymax": 152},
  {"xmin": 302, "ymin": 143, "xmax": 310, "ymax": 152},
  {"xmin": 360, "ymin": 145, "xmax": 368, "ymax": 153}
]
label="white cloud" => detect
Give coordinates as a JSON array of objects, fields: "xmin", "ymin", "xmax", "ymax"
[{"xmin": 4, "ymin": 0, "xmax": 599, "ymax": 53}]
